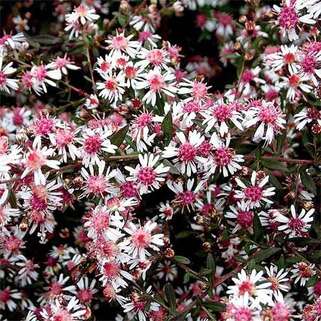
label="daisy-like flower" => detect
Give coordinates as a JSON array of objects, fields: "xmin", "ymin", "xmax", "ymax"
[
  {"xmin": 279, "ymin": 71, "xmax": 312, "ymax": 102},
  {"xmin": 125, "ymin": 154, "xmax": 169, "ymax": 194},
  {"xmin": 0, "ymin": 287, "xmax": 21, "ymax": 311},
  {"xmin": 273, "ymin": 0, "xmax": 316, "ymax": 41},
  {"xmin": 235, "ymin": 171, "xmax": 275, "ymax": 209},
  {"xmin": 105, "ymin": 31, "xmax": 140, "ymax": 59},
  {"xmin": 136, "ymin": 68, "xmax": 177, "ymax": 106},
  {"xmin": 136, "ymin": 48, "xmax": 170, "ymax": 70},
  {"xmin": 70, "ymin": 277, "xmax": 97, "ymax": 305},
  {"xmin": 178, "ymin": 79, "xmax": 210, "ymax": 102},
  {"xmin": 163, "ymin": 130, "xmax": 205, "ymax": 177},
  {"xmin": 129, "ymin": 112, "xmax": 158, "ymax": 152},
  {"xmin": 238, "ymin": 67, "xmax": 263, "ymax": 96},
  {"xmin": 264, "ymin": 45, "xmax": 300, "ymax": 74},
  {"xmin": 291, "ymin": 262, "xmax": 315, "ymax": 286},
  {"xmin": 84, "ymin": 205, "xmax": 124, "ymax": 241},
  {"xmin": 81, "ymin": 160, "xmax": 115, "ymax": 198},
  {"xmin": 30, "ymin": 64, "xmax": 61, "ymax": 95},
  {"xmin": 243, "ymin": 100, "xmax": 286, "ymax": 145},
  {"xmin": 298, "ymin": 51, "xmax": 321, "ymax": 86},
  {"xmin": 40, "ymin": 297, "xmax": 86, "ymax": 321},
  {"xmin": 224, "ymin": 293, "xmax": 261, "ymax": 321},
  {"xmin": 275, "ymin": 205, "xmax": 314, "ymax": 238},
  {"xmin": 0, "ymin": 32, "xmax": 26, "ymax": 50},
  {"xmin": 96, "ymin": 73, "xmax": 126, "ymax": 105},
  {"xmin": 205, "ymin": 133, "xmax": 244, "ymax": 177},
  {"xmin": 79, "ymin": 128, "xmax": 117, "ymax": 168},
  {"xmin": 46, "ymin": 54, "xmax": 80, "ymax": 78},
  {"xmin": 201, "ymin": 101, "xmax": 243, "ymax": 135},
  {"xmin": 227, "ymin": 269, "xmax": 273, "ymax": 307},
  {"xmin": 159, "ymin": 201, "xmax": 175, "ymax": 220},
  {"xmin": 0, "ymin": 51, "xmax": 18, "ymax": 94},
  {"xmin": 294, "ymin": 107, "xmax": 321, "ymax": 130},
  {"xmin": 121, "ymin": 221, "xmax": 164, "ymax": 260},
  {"xmin": 51, "ymin": 125, "xmax": 80, "ymax": 162},
  {"xmin": 21, "ymin": 143, "xmax": 60, "ymax": 185},
  {"xmin": 156, "ymin": 260, "xmax": 178, "ymax": 281},
  {"xmin": 13, "ymin": 255, "xmax": 39, "ymax": 286},
  {"xmin": 66, "ymin": 4, "xmax": 99, "ymax": 25},
  {"xmin": 265, "ymin": 265, "xmax": 290, "ymax": 297},
  {"xmin": 167, "ymin": 178, "xmax": 204, "ymax": 212},
  {"xmin": 225, "ymin": 201, "xmax": 255, "ymax": 233},
  {"xmin": 99, "ymin": 259, "xmax": 133, "ymax": 290},
  {"xmin": 84, "ymin": 94, "xmax": 99, "ymax": 110}
]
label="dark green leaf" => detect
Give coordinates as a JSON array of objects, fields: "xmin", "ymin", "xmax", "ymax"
[
  {"xmin": 300, "ymin": 168, "xmax": 317, "ymax": 194},
  {"xmin": 204, "ymin": 302, "xmax": 226, "ymax": 312},
  {"xmin": 110, "ymin": 125, "xmax": 128, "ymax": 147},
  {"xmin": 206, "ymin": 253, "xmax": 215, "ymax": 271},
  {"xmin": 162, "ymin": 111, "xmax": 173, "ymax": 146},
  {"xmin": 164, "ymin": 283, "xmax": 176, "ymax": 312},
  {"xmin": 174, "ymin": 256, "xmax": 191, "ymax": 265},
  {"xmin": 254, "ymin": 247, "xmax": 281, "ymax": 263},
  {"xmin": 253, "ymin": 213, "xmax": 264, "ymax": 242}
]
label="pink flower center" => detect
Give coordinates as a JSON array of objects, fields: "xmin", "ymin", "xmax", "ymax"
[
  {"xmin": 103, "ymin": 262, "xmax": 120, "ymax": 279},
  {"xmin": 5, "ymin": 236, "xmax": 22, "ymax": 252},
  {"xmin": 84, "ymin": 135, "xmax": 102, "ymax": 154},
  {"xmin": 112, "ymin": 35, "xmax": 128, "ymax": 50},
  {"xmin": 244, "ymin": 186, "xmax": 263, "ymax": 202},
  {"xmin": 183, "ymin": 101, "xmax": 200, "ymax": 113},
  {"xmin": 104, "ymin": 78, "xmax": 117, "ymax": 91},
  {"xmin": 136, "ymin": 113, "xmax": 153, "ymax": 128},
  {"xmin": 241, "ymin": 70, "xmax": 254, "ymax": 83},
  {"xmin": 193, "ymin": 82, "xmax": 207, "ymax": 99},
  {"xmin": 0, "ymin": 289, "xmax": 10, "ymax": 303},
  {"xmin": 307, "ymin": 108, "xmax": 320, "ymax": 120},
  {"xmin": 52, "ymin": 309, "xmax": 73, "ymax": 321},
  {"xmin": 0, "ymin": 71, "xmax": 7, "ymax": 87},
  {"xmin": 125, "ymin": 66, "xmax": 137, "ymax": 79},
  {"xmin": 238, "ymin": 280, "xmax": 254, "ymax": 295},
  {"xmin": 34, "ymin": 65, "xmax": 48, "ymax": 81},
  {"xmin": 56, "ymin": 130, "xmax": 74, "ymax": 147},
  {"xmin": 34, "ymin": 118, "xmax": 54, "ymax": 136},
  {"xmin": 50, "ymin": 282, "xmax": 62, "ymax": 296},
  {"xmin": 31, "ymin": 194, "xmax": 48, "ymax": 211},
  {"xmin": 301, "ymin": 55, "xmax": 317, "ymax": 74},
  {"xmin": 237, "ymin": 210, "xmax": 254, "ymax": 228},
  {"xmin": 120, "ymin": 181, "xmax": 137, "ymax": 198},
  {"xmin": 179, "ymin": 191, "xmax": 196, "ymax": 206},
  {"xmin": 213, "ymin": 104, "xmax": 232, "ymax": 121},
  {"xmin": 12, "ymin": 110, "xmax": 24, "ymax": 126},
  {"xmin": 87, "ymin": 175, "xmax": 107, "ymax": 194},
  {"xmin": 272, "ymin": 303, "xmax": 290, "ymax": 321},
  {"xmin": 284, "ymin": 53, "xmax": 295, "ymax": 64},
  {"xmin": 132, "ymin": 229, "xmax": 152, "ymax": 248},
  {"xmin": 149, "ymin": 74, "xmax": 165, "ymax": 92},
  {"xmin": 27, "ymin": 150, "xmax": 46, "ymax": 170},
  {"xmin": 288, "ymin": 217, "xmax": 304, "ymax": 232},
  {"xmin": 147, "ymin": 49, "xmax": 164, "ymax": 66},
  {"xmin": 278, "ymin": 5, "xmax": 298, "ymax": 29},
  {"xmin": 258, "ymin": 106, "xmax": 278, "ymax": 124},
  {"xmin": 214, "ymin": 147, "xmax": 233, "ymax": 166},
  {"xmin": 89, "ymin": 211, "xmax": 110, "ymax": 233},
  {"xmin": 234, "ymin": 307, "xmax": 253, "ymax": 321},
  {"xmin": 179, "ymin": 143, "xmax": 197, "ymax": 162},
  {"xmin": 138, "ymin": 167, "xmax": 156, "ymax": 185},
  {"xmin": 289, "ymin": 74, "xmax": 300, "ymax": 87},
  {"xmin": 78, "ymin": 289, "xmax": 93, "ymax": 303}
]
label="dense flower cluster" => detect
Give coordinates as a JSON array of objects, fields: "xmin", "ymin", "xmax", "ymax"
[{"xmin": 0, "ymin": 1, "xmax": 321, "ymax": 321}]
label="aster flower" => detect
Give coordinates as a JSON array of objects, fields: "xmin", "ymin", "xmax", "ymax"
[
  {"xmin": 235, "ymin": 171, "xmax": 276, "ymax": 209},
  {"xmin": 21, "ymin": 144, "xmax": 60, "ymax": 185},
  {"xmin": 125, "ymin": 154, "xmax": 169, "ymax": 194},
  {"xmin": 121, "ymin": 221, "xmax": 164, "ymax": 260},
  {"xmin": 291, "ymin": 262, "xmax": 316, "ymax": 286},
  {"xmin": 265, "ymin": 265, "xmax": 290, "ymax": 297},
  {"xmin": 163, "ymin": 130, "xmax": 206, "ymax": 177},
  {"xmin": 0, "ymin": 51, "xmax": 18, "ymax": 94},
  {"xmin": 243, "ymin": 100, "xmax": 286, "ymax": 145},
  {"xmin": 275, "ymin": 205, "xmax": 314, "ymax": 238},
  {"xmin": 205, "ymin": 133, "xmax": 244, "ymax": 177},
  {"xmin": 227, "ymin": 269, "xmax": 273, "ymax": 307}
]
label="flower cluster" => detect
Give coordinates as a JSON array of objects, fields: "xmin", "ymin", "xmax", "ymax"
[{"xmin": 0, "ymin": 1, "xmax": 321, "ymax": 321}]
